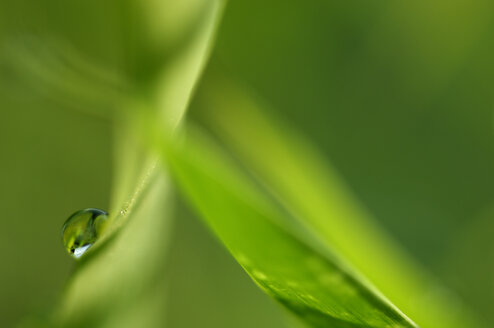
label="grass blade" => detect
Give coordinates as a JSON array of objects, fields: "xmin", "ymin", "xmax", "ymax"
[
  {"xmin": 163, "ymin": 129, "xmax": 417, "ymax": 328},
  {"xmin": 46, "ymin": 2, "xmax": 225, "ymax": 327},
  {"xmin": 192, "ymin": 73, "xmax": 484, "ymax": 328}
]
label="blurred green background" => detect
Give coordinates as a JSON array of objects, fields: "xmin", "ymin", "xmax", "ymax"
[{"xmin": 1, "ymin": 0, "xmax": 494, "ymax": 327}]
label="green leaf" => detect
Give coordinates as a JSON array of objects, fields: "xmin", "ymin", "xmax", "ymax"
[
  {"xmin": 163, "ymin": 128, "xmax": 417, "ymax": 328},
  {"xmin": 191, "ymin": 73, "xmax": 485, "ymax": 328},
  {"xmin": 0, "ymin": 37, "xmax": 123, "ymax": 120},
  {"xmin": 41, "ymin": 1, "xmax": 226, "ymax": 327}
]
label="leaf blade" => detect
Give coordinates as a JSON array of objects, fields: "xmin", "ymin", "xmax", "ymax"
[
  {"xmin": 48, "ymin": 1, "xmax": 226, "ymax": 326},
  {"xmin": 192, "ymin": 73, "xmax": 485, "ymax": 328},
  {"xmin": 163, "ymin": 129, "xmax": 417, "ymax": 328}
]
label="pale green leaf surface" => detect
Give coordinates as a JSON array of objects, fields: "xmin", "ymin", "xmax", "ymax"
[
  {"xmin": 44, "ymin": 1, "xmax": 225, "ymax": 327},
  {"xmin": 55, "ymin": 169, "xmax": 171, "ymax": 328},
  {"xmin": 163, "ymin": 129, "xmax": 417, "ymax": 328},
  {"xmin": 192, "ymin": 74, "xmax": 485, "ymax": 328}
]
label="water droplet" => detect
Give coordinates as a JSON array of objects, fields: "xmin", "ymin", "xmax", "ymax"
[{"xmin": 61, "ymin": 208, "xmax": 108, "ymax": 259}]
